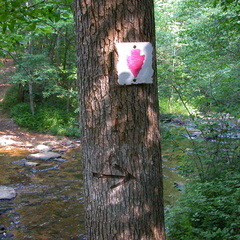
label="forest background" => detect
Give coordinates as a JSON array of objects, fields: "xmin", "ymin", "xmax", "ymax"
[{"xmin": 0, "ymin": 0, "xmax": 239, "ymax": 239}]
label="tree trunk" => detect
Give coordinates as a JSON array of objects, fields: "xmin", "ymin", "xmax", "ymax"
[
  {"xmin": 28, "ymin": 80, "xmax": 35, "ymax": 115},
  {"xmin": 27, "ymin": 32, "xmax": 35, "ymax": 116},
  {"xmin": 74, "ymin": 1, "xmax": 165, "ymax": 239}
]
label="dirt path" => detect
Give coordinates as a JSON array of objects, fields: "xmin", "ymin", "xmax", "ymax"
[{"xmin": 0, "ymin": 60, "xmax": 77, "ymax": 150}]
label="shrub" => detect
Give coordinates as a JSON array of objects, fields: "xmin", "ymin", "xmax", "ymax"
[
  {"xmin": 2, "ymin": 85, "xmax": 19, "ymax": 111},
  {"xmin": 10, "ymin": 102, "xmax": 80, "ymax": 137},
  {"xmin": 166, "ymin": 171, "xmax": 240, "ymax": 240}
]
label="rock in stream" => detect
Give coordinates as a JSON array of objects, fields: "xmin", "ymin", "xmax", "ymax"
[
  {"xmin": 27, "ymin": 152, "xmax": 61, "ymax": 161},
  {"xmin": 0, "ymin": 186, "xmax": 16, "ymax": 200}
]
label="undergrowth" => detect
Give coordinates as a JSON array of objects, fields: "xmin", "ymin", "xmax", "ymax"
[
  {"xmin": 3, "ymin": 85, "xmax": 80, "ymax": 138},
  {"xmin": 163, "ymin": 113, "xmax": 240, "ymax": 239},
  {"xmin": 166, "ymin": 171, "xmax": 240, "ymax": 240}
]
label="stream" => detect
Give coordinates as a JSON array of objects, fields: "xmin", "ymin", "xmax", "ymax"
[
  {"xmin": 1, "ymin": 115, "xmax": 239, "ymax": 239},
  {"xmin": 9, "ymin": 112, "xmax": 240, "ymax": 240},
  {"xmin": 0, "ymin": 141, "xmax": 183, "ymax": 240},
  {"xmin": 0, "ymin": 147, "xmax": 85, "ymax": 239}
]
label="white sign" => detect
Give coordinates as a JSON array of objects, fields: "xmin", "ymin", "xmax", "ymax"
[{"xmin": 116, "ymin": 42, "xmax": 153, "ymax": 85}]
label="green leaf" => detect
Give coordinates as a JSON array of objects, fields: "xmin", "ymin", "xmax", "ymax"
[
  {"xmin": 2, "ymin": 23, "xmax": 7, "ymax": 32},
  {"xmin": 8, "ymin": 21, "xmax": 16, "ymax": 32},
  {"xmin": 0, "ymin": 14, "xmax": 8, "ymax": 22}
]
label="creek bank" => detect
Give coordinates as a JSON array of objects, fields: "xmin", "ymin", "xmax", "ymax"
[
  {"xmin": 161, "ymin": 114, "xmax": 239, "ymax": 202},
  {"xmin": 163, "ymin": 115, "xmax": 240, "ymax": 141}
]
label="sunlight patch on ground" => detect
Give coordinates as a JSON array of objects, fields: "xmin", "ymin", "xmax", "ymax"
[{"xmin": 0, "ymin": 136, "xmax": 17, "ymax": 145}]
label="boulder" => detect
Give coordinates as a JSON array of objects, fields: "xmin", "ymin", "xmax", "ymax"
[
  {"xmin": 53, "ymin": 158, "xmax": 66, "ymax": 163},
  {"xmin": 0, "ymin": 232, "xmax": 14, "ymax": 239},
  {"xmin": 27, "ymin": 152, "xmax": 61, "ymax": 161},
  {"xmin": 24, "ymin": 162, "xmax": 40, "ymax": 167},
  {"xmin": 0, "ymin": 186, "xmax": 16, "ymax": 200},
  {"xmin": 12, "ymin": 159, "xmax": 28, "ymax": 166},
  {"xmin": 34, "ymin": 144, "xmax": 52, "ymax": 152}
]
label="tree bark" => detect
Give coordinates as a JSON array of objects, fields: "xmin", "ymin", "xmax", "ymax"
[
  {"xmin": 74, "ymin": 1, "xmax": 165, "ymax": 239},
  {"xmin": 28, "ymin": 80, "xmax": 35, "ymax": 115}
]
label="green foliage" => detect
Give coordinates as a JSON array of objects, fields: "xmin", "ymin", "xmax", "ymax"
[
  {"xmin": 166, "ymin": 172, "xmax": 240, "ymax": 239},
  {"xmin": 213, "ymin": 0, "xmax": 240, "ymax": 12},
  {"xmin": 11, "ymin": 53, "xmax": 58, "ymax": 87},
  {"xmin": 10, "ymin": 103, "xmax": 36, "ymax": 129},
  {"xmin": 49, "ymin": 124, "xmax": 80, "ymax": 138},
  {"xmin": 162, "ymin": 113, "xmax": 240, "ymax": 181},
  {"xmin": 162, "ymin": 113, "xmax": 239, "ymax": 239},
  {"xmin": 10, "ymin": 53, "xmax": 78, "ymax": 111},
  {"xmin": 10, "ymin": 102, "xmax": 80, "ymax": 137},
  {"xmin": 0, "ymin": 0, "xmax": 73, "ymax": 50},
  {"xmin": 1, "ymin": 84, "xmax": 19, "ymax": 110},
  {"xmin": 186, "ymin": 116, "xmax": 239, "ymax": 181},
  {"xmin": 155, "ymin": 0, "xmax": 240, "ymax": 117},
  {"xmin": 159, "ymin": 98, "xmax": 197, "ymax": 115},
  {"xmin": 0, "ymin": 0, "xmax": 77, "ymax": 137}
]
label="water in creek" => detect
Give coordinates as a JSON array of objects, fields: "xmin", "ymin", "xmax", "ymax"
[
  {"xmin": 0, "ymin": 144, "xmax": 182, "ymax": 239},
  {"xmin": 0, "ymin": 148, "xmax": 85, "ymax": 239}
]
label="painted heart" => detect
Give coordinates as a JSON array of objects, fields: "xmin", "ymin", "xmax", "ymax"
[{"xmin": 127, "ymin": 48, "xmax": 145, "ymax": 78}]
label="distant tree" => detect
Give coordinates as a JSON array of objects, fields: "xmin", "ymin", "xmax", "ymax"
[
  {"xmin": 0, "ymin": 0, "xmax": 77, "ymax": 114},
  {"xmin": 213, "ymin": 0, "xmax": 240, "ymax": 10},
  {"xmin": 155, "ymin": 0, "xmax": 240, "ymax": 116},
  {"xmin": 74, "ymin": 0, "xmax": 165, "ymax": 239}
]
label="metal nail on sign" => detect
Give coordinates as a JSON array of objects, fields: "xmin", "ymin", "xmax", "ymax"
[{"xmin": 116, "ymin": 42, "xmax": 153, "ymax": 85}]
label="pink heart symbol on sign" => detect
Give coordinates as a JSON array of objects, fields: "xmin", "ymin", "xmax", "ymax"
[{"xmin": 127, "ymin": 47, "xmax": 145, "ymax": 78}]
